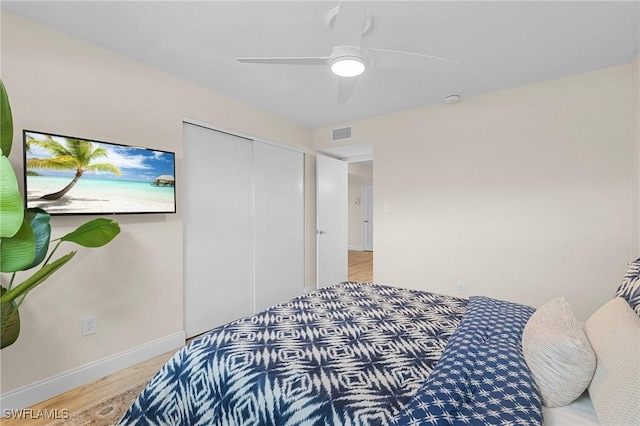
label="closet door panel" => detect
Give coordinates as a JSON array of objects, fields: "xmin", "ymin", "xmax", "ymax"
[
  {"xmin": 184, "ymin": 124, "xmax": 253, "ymax": 338},
  {"xmin": 253, "ymin": 142, "xmax": 304, "ymax": 311}
]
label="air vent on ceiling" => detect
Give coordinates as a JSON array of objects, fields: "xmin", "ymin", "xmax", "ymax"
[{"xmin": 332, "ymin": 126, "xmax": 352, "ymax": 141}]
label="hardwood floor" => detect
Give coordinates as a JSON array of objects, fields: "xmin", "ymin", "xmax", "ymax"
[
  {"xmin": 349, "ymin": 250, "xmax": 373, "ymax": 282},
  {"xmin": 2, "ymin": 254, "xmax": 373, "ymax": 424},
  {"xmin": 1, "ymin": 350, "xmax": 177, "ymax": 425}
]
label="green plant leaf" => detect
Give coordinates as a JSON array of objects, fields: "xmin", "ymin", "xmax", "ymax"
[
  {"xmin": 0, "ymin": 154, "xmax": 24, "ymax": 238},
  {"xmin": 0, "ymin": 219, "xmax": 35, "ymax": 273},
  {"xmin": 0, "ymin": 80, "xmax": 13, "ymax": 157},
  {"xmin": 1, "ymin": 287, "xmax": 20, "ymax": 349},
  {"xmin": 0, "ymin": 251, "xmax": 76, "ymax": 305},
  {"xmin": 23, "ymin": 208, "xmax": 51, "ymax": 269},
  {"xmin": 57, "ymin": 218, "xmax": 120, "ymax": 248}
]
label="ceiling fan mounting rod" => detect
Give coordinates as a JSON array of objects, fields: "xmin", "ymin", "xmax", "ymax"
[{"xmin": 325, "ymin": 5, "xmax": 375, "ymax": 35}]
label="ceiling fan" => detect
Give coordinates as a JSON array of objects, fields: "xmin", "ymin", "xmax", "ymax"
[{"xmin": 236, "ymin": 1, "xmax": 460, "ymax": 104}]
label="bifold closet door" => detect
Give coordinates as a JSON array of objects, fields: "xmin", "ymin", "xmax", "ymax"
[
  {"xmin": 184, "ymin": 123, "xmax": 253, "ymax": 338},
  {"xmin": 184, "ymin": 122, "xmax": 305, "ymax": 338},
  {"xmin": 253, "ymin": 142, "xmax": 304, "ymax": 312}
]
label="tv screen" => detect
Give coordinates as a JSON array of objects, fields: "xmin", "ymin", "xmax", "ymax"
[{"xmin": 23, "ymin": 130, "xmax": 176, "ymax": 215}]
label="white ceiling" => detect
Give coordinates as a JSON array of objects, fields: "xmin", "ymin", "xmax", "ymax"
[{"xmin": 2, "ymin": 1, "xmax": 638, "ymax": 129}]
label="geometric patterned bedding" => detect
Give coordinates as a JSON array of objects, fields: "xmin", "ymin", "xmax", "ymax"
[
  {"xmin": 118, "ymin": 282, "xmax": 541, "ymax": 425},
  {"xmin": 391, "ymin": 296, "xmax": 542, "ymax": 425}
]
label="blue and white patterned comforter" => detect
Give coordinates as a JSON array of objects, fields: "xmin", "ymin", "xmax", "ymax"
[
  {"xmin": 118, "ymin": 283, "xmax": 542, "ymax": 425},
  {"xmin": 392, "ymin": 296, "xmax": 542, "ymax": 425}
]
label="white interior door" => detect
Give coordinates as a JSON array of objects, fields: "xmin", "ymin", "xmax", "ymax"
[
  {"xmin": 316, "ymin": 155, "xmax": 348, "ymax": 288},
  {"xmin": 253, "ymin": 142, "xmax": 304, "ymax": 311},
  {"xmin": 184, "ymin": 123, "xmax": 253, "ymax": 338},
  {"xmin": 364, "ymin": 184, "xmax": 373, "ymax": 251}
]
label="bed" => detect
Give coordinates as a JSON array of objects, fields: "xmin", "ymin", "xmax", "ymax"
[{"xmin": 118, "ymin": 262, "xmax": 640, "ymax": 426}]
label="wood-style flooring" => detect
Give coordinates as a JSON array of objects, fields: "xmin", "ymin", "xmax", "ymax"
[
  {"xmin": 348, "ymin": 250, "xmax": 373, "ymax": 282},
  {"xmin": 1, "ymin": 350, "xmax": 177, "ymax": 426},
  {"xmin": 3, "ymin": 251, "xmax": 373, "ymax": 425}
]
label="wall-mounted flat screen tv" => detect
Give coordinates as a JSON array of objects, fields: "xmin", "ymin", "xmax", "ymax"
[{"xmin": 23, "ymin": 130, "xmax": 176, "ymax": 215}]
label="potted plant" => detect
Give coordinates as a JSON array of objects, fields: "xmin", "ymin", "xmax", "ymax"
[{"xmin": 0, "ymin": 79, "xmax": 120, "ymax": 349}]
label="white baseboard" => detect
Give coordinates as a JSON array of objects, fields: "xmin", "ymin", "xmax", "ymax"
[
  {"xmin": 0, "ymin": 331, "xmax": 185, "ymax": 412},
  {"xmin": 348, "ymin": 245, "xmax": 365, "ymax": 251}
]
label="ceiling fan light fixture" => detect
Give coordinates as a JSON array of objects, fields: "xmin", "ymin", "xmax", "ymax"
[{"xmin": 331, "ymin": 56, "xmax": 366, "ymax": 77}]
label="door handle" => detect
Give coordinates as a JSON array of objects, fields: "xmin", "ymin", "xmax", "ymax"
[{"xmin": 317, "ymin": 230, "xmax": 327, "ymax": 235}]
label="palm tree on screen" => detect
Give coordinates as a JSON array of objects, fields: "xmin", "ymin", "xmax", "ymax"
[{"xmin": 27, "ymin": 137, "xmax": 121, "ymax": 200}]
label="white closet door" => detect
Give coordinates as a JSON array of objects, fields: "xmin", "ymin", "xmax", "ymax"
[
  {"xmin": 184, "ymin": 123, "xmax": 253, "ymax": 338},
  {"xmin": 253, "ymin": 142, "xmax": 304, "ymax": 311}
]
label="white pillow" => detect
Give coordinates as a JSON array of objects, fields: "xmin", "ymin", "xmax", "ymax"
[
  {"xmin": 584, "ymin": 297, "xmax": 640, "ymax": 426},
  {"xmin": 521, "ymin": 297, "xmax": 596, "ymax": 408}
]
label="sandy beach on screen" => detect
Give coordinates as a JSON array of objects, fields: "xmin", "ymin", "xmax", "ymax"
[{"xmin": 26, "ymin": 176, "xmax": 175, "ymax": 214}]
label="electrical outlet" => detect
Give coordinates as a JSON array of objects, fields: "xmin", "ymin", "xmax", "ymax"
[
  {"xmin": 82, "ymin": 316, "xmax": 97, "ymax": 336},
  {"xmin": 457, "ymin": 282, "xmax": 466, "ymax": 295}
]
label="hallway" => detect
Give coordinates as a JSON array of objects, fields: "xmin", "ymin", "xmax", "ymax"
[{"xmin": 348, "ymin": 250, "xmax": 373, "ymax": 282}]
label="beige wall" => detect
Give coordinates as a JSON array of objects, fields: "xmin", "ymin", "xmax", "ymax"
[
  {"xmin": 0, "ymin": 12, "xmax": 313, "ymax": 394},
  {"xmin": 315, "ymin": 64, "xmax": 636, "ymax": 321},
  {"xmin": 633, "ymin": 56, "xmax": 639, "ymax": 257}
]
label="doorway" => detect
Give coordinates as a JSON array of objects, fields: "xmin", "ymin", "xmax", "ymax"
[
  {"xmin": 317, "ymin": 143, "xmax": 374, "ymax": 286},
  {"xmin": 347, "ymin": 160, "xmax": 373, "ymax": 282},
  {"xmin": 363, "ymin": 184, "xmax": 373, "ymax": 251}
]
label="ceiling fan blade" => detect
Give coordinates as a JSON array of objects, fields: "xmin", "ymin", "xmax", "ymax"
[
  {"xmin": 333, "ymin": 1, "xmax": 369, "ymax": 48},
  {"xmin": 236, "ymin": 56, "xmax": 329, "ymax": 65},
  {"xmin": 368, "ymin": 48, "xmax": 460, "ymax": 74},
  {"xmin": 337, "ymin": 77, "xmax": 358, "ymax": 104}
]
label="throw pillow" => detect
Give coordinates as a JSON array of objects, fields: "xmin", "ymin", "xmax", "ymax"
[
  {"xmin": 584, "ymin": 297, "xmax": 640, "ymax": 426},
  {"xmin": 614, "ymin": 258, "xmax": 640, "ymax": 316},
  {"xmin": 521, "ymin": 297, "xmax": 596, "ymax": 408}
]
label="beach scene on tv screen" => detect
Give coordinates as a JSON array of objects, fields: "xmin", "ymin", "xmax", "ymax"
[{"xmin": 25, "ymin": 131, "xmax": 176, "ymax": 214}]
